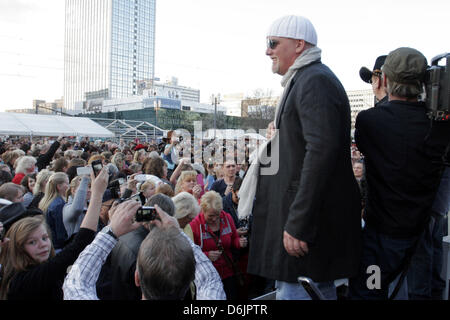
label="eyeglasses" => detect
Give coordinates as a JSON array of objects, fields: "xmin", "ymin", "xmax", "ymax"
[{"xmin": 267, "ymin": 38, "xmax": 280, "ymax": 50}]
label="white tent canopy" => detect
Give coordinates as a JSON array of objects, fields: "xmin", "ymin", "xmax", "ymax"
[{"xmin": 0, "ymin": 113, "xmax": 114, "ymax": 138}]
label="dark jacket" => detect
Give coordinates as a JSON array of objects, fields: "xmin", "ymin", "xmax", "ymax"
[
  {"xmin": 355, "ymin": 100, "xmax": 450, "ymax": 237},
  {"xmin": 222, "ymin": 193, "xmax": 239, "ymax": 228},
  {"xmin": 7, "ymin": 228, "xmax": 95, "ymax": 300},
  {"xmin": 28, "ymin": 192, "xmax": 44, "ymax": 211},
  {"xmin": 110, "ymin": 226, "xmax": 149, "ymax": 300},
  {"xmin": 46, "ymin": 196, "xmax": 68, "ymax": 250},
  {"xmin": 210, "ymin": 179, "xmax": 228, "ymax": 197},
  {"xmin": 247, "ymin": 61, "xmax": 362, "ymax": 283},
  {"xmin": 36, "ymin": 140, "xmax": 60, "ymax": 171}
]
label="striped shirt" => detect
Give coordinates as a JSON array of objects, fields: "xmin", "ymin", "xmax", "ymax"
[{"xmin": 63, "ymin": 226, "xmax": 225, "ymax": 300}]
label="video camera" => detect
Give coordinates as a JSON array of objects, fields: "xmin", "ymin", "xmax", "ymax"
[{"xmin": 425, "ymin": 53, "xmax": 450, "ymax": 121}]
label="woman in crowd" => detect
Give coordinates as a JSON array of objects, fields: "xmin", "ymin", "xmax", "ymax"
[
  {"xmin": 20, "ymin": 173, "xmax": 36, "ymax": 207},
  {"xmin": 101, "ymin": 151, "xmax": 113, "ymax": 164},
  {"xmin": 142, "ymin": 157, "xmax": 172, "ymax": 187},
  {"xmin": 139, "ymin": 180, "xmax": 156, "ymax": 204},
  {"xmin": 190, "ymin": 191, "xmax": 247, "ymax": 300},
  {"xmin": 162, "ymin": 130, "xmax": 179, "ymax": 178},
  {"xmin": 174, "ymin": 170, "xmax": 202, "ymax": 200},
  {"xmin": 0, "ymin": 167, "xmax": 108, "ymax": 300},
  {"xmin": 51, "ymin": 158, "xmax": 69, "ymax": 173},
  {"xmin": 172, "ymin": 191, "xmax": 200, "ymax": 241},
  {"xmin": 123, "ymin": 149, "xmax": 134, "ymax": 167},
  {"xmin": 169, "ymin": 158, "xmax": 193, "ymax": 186},
  {"xmin": 63, "ymin": 175, "xmax": 90, "ymax": 241},
  {"xmin": 205, "ymin": 163, "xmax": 216, "ymax": 191},
  {"xmin": 12, "ymin": 156, "xmax": 36, "ymax": 185},
  {"xmin": 38, "ymin": 172, "xmax": 70, "ymax": 251},
  {"xmin": 28, "ymin": 169, "xmax": 53, "ymax": 211},
  {"xmin": 66, "ymin": 158, "xmax": 87, "ymax": 182},
  {"xmin": 2, "ymin": 149, "xmax": 25, "ymax": 176},
  {"xmin": 111, "ymin": 152, "xmax": 126, "ymax": 172},
  {"xmin": 155, "ymin": 183, "xmax": 174, "ymax": 197},
  {"xmin": 87, "ymin": 154, "xmax": 106, "ymax": 166},
  {"xmin": 132, "ymin": 149, "xmax": 147, "ymax": 166}
]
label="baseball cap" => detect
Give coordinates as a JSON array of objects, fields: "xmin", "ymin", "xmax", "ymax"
[
  {"xmin": 359, "ymin": 55, "xmax": 387, "ymax": 83},
  {"xmin": 382, "ymin": 47, "xmax": 428, "ymax": 83},
  {"xmin": 267, "ymin": 15, "xmax": 317, "ymax": 45}
]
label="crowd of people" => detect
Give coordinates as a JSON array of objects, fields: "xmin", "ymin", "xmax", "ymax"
[
  {"xmin": 0, "ymin": 130, "xmax": 276, "ymax": 300},
  {"xmin": 0, "ymin": 14, "xmax": 449, "ymax": 301}
]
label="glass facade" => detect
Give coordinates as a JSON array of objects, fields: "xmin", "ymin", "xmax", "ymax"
[
  {"xmin": 81, "ymin": 108, "xmax": 271, "ymax": 134},
  {"xmin": 65, "ymin": 0, "xmax": 156, "ymax": 110}
]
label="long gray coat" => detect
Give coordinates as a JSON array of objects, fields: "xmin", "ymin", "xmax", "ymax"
[{"xmin": 247, "ymin": 61, "xmax": 362, "ymax": 283}]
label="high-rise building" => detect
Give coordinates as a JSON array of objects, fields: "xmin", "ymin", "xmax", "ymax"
[
  {"xmin": 64, "ymin": 0, "xmax": 156, "ymax": 110},
  {"xmin": 347, "ymin": 89, "xmax": 374, "ymax": 130}
]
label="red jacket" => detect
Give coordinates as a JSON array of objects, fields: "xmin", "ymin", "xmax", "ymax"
[
  {"xmin": 190, "ymin": 210, "xmax": 240, "ymax": 280},
  {"xmin": 12, "ymin": 172, "xmax": 25, "ymax": 185}
]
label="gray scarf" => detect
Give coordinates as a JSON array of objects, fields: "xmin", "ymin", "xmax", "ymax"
[{"xmin": 238, "ymin": 46, "xmax": 322, "ymax": 220}]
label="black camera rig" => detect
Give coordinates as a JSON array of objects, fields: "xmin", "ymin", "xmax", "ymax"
[{"xmin": 425, "ymin": 53, "xmax": 450, "ymax": 121}]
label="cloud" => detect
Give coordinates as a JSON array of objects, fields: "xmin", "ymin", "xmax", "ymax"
[{"xmin": 0, "ymin": 0, "xmax": 41, "ymax": 23}]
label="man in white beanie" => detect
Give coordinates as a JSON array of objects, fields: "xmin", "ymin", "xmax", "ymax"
[{"xmin": 240, "ymin": 15, "xmax": 361, "ymax": 300}]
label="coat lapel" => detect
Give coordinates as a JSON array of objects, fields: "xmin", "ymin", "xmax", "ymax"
[{"xmin": 275, "ymin": 72, "xmax": 299, "ymax": 128}]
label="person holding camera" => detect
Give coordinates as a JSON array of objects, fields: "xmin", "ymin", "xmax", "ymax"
[
  {"xmin": 107, "ymin": 193, "xmax": 225, "ymax": 300},
  {"xmin": 0, "ymin": 167, "xmax": 108, "ymax": 300},
  {"xmin": 63, "ymin": 174, "xmax": 91, "ymax": 241},
  {"xmin": 64, "ymin": 199, "xmax": 225, "ymax": 300},
  {"xmin": 348, "ymin": 47, "xmax": 450, "ymax": 299}
]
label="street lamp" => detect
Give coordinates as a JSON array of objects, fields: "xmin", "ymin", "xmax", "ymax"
[
  {"xmin": 154, "ymin": 99, "xmax": 161, "ymax": 126},
  {"xmin": 211, "ymin": 93, "xmax": 221, "ymax": 139}
]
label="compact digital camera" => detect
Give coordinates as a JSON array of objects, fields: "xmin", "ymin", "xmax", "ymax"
[{"xmin": 135, "ymin": 206, "xmax": 158, "ymax": 222}]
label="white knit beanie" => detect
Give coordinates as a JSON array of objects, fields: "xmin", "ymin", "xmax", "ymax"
[{"xmin": 267, "ymin": 15, "xmax": 318, "ymax": 45}]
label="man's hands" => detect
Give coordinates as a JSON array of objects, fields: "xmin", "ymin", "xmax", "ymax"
[
  {"xmin": 150, "ymin": 204, "xmax": 180, "ymax": 229},
  {"xmin": 208, "ymin": 250, "xmax": 222, "ymax": 262},
  {"xmin": 126, "ymin": 173, "xmax": 139, "ymax": 194},
  {"xmin": 224, "ymin": 184, "xmax": 233, "ymax": 196},
  {"xmin": 192, "ymin": 184, "xmax": 202, "ymax": 199},
  {"xmin": 109, "ymin": 200, "xmax": 141, "ymax": 238},
  {"xmin": 283, "ymin": 231, "xmax": 309, "ymax": 258},
  {"xmin": 107, "ymin": 202, "xmax": 182, "ymax": 240}
]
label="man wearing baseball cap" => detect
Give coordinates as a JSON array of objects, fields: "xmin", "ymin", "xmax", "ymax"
[
  {"xmin": 349, "ymin": 47, "xmax": 450, "ymax": 299},
  {"xmin": 240, "ymin": 15, "xmax": 361, "ymax": 300},
  {"xmin": 359, "ymin": 55, "xmax": 388, "ymax": 105}
]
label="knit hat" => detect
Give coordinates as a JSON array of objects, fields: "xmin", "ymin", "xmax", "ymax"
[{"xmin": 267, "ymin": 15, "xmax": 317, "ymax": 45}]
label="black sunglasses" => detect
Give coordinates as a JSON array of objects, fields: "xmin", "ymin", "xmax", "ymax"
[{"xmin": 267, "ymin": 38, "xmax": 279, "ymax": 50}]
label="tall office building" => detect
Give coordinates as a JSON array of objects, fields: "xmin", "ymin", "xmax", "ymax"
[{"xmin": 64, "ymin": 0, "xmax": 156, "ymax": 110}]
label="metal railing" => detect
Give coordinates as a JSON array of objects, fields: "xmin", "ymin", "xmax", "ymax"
[{"xmin": 87, "ymin": 118, "xmax": 166, "ymax": 142}]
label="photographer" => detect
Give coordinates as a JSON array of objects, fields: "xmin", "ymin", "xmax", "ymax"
[
  {"xmin": 162, "ymin": 130, "xmax": 180, "ymax": 178},
  {"xmin": 348, "ymin": 47, "xmax": 450, "ymax": 300},
  {"xmin": 109, "ymin": 193, "xmax": 176, "ymax": 300},
  {"xmin": 64, "ymin": 200, "xmax": 226, "ymax": 300},
  {"xmin": 63, "ymin": 174, "xmax": 90, "ymax": 240}
]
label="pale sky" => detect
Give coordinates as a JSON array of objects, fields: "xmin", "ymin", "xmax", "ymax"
[{"xmin": 0, "ymin": 0, "xmax": 448, "ymax": 112}]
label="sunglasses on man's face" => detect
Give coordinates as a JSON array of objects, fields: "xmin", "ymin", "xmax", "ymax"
[{"xmin": 267, "ymin": 38, "xmax": 280, "ymax": 50}]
